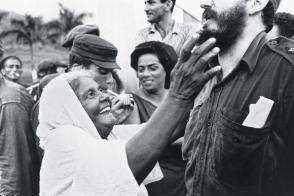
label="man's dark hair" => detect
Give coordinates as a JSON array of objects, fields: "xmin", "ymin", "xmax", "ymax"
[
  {"xmin": 69, "ymin": 52, "xmax": 124, "ymax": 93},
  {"xmin": 262, "ymin": 1, "xmax": 276, "ymax": 33},
  {"xmin": 274, "ymin": 12, "xmax": 294, "ymax": 39},
  {"xmin": 69, "ymin": 53, "xmax": 93, "ymax": 70},
  {"xmin": 160, "ymin": 0, "xmax": 176, "ymax": 13},
  {"xmin": 0, "ymin": 56, "xmax": 22, "ymax": 69}
]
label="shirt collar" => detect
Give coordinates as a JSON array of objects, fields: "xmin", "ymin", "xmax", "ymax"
[
  {"xmin": 149, "ymin": 21, "xmax": 179, "ymax": 35},
  {"xmin": 241, "ymin": 31, "xmax": 267, "ymax": 73}
]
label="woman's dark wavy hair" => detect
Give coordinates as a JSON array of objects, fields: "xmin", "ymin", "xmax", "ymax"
[
  {"xmin": 131, "ymin": 41, "xmax": 177, "ymax": 89},
  {"xmin": 0, "ymin": 56, "xmax": 23, "ymax": 69}
]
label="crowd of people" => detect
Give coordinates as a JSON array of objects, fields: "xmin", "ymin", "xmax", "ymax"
[{"xmin": 1, "ymin": 0, "xmax": 294, "ymax": 195}]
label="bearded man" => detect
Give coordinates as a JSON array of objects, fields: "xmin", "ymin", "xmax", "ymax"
[{"xmin": 182, "ymin": 0, "xmax": 294, "ymax": 195}]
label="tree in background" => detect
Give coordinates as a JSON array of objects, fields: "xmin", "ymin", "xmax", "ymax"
[
  {"xmin": 0, "ymin": 14, "xmax": 45, "ymax": 71},
  {"xmin": 44, "ymin": 3, "xmax": 92, "ymax": 45}
]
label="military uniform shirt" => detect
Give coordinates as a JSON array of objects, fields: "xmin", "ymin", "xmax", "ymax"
[{"xmin": 183, "ymin": 32, "xmax": 294, "ymax": 196}]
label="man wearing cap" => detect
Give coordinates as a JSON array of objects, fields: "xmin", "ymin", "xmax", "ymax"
[
  {"xmin": 136, "ymin": 0, "xmax": 199, "ymax": 55},
  {"xmin": 62, "ymin": 24, "xmax": 100, "ymax": 49},
  {"xmin": 182, "ymin": 0, "xmax": 294, "ymax": 195},
  {"xmin": 0, "ymin": 44, "xmax": 40, "ymax": 195},
  {"xmin": 69, "ymin": 34, "xmax": 121, "ymax": 91},
  {"xmin": 63, "ymin": 24, "xmax": 124, "ymax": 93}
]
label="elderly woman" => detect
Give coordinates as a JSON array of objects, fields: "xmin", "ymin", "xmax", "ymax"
[
  {"xmin": 37, "ymin": 37, "xmax": 221, "ymax": 195},
  {"xmin": 126, "ymin": 41, "xmax": 186, "ymax": 196}
]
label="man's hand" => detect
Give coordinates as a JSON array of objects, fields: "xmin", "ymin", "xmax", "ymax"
[
  {"xmin": 169, "ymin": 36, "xmax": 221, "ymax": 101},
  {"xmin": 110, "ymin": 94, "xmax": 134, "ymax": 124}
]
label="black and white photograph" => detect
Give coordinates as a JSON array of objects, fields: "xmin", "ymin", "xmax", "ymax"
[{"xmin": 0, "ymin": 0, "xmax": 294, "ymax": 195}]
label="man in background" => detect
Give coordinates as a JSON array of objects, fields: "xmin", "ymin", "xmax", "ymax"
[
  {"xmin": 0, "ymin": 43, "xmax": 40, "ymax": 196},
  {"xmin": 136, "ymin": 0, "xmax": 198, "ymax": 55},
  {"xmin": 267, "ymin": 12, "xmax": 294, "ymax": 39}
]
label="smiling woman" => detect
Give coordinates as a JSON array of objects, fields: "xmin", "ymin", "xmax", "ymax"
[
  {"xmin": 37, "ymin": 71, "xmax": 150, "ymax": 195},
  {"xmin": 125, "ymin": 41, "xmax": 188, "ymax": 196}
]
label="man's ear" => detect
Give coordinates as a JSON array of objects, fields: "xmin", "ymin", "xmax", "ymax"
[
  {"xmin": 247, "ymin": 0, "xmax": 270, "ymax": 15},
  {"xmin": 165, "ymin": 0, "xmax": 173, "ymax": 12}
]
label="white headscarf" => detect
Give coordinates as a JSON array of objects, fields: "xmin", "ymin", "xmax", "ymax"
[
  {"xmin": 37, "ymin": 72, "xmax": 100, "ymax": 146},
  {"xmin": 37, "ymin": 72, "xmax": 148, "ymax": 196}
]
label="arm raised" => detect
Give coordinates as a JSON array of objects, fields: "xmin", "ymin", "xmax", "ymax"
[{"xmin": 126, "ymin": 36, "xmax": 221, "ymax": 184}]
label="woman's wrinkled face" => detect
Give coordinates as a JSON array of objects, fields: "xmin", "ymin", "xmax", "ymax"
[
  {"xmin": 1, "ymin": 58, "xmax": 23, "ymax": 81},
  {"xmin": 75, "ymin": 76, "xmax": 117, "ymax": 138},
  {"xmin": 137, "ymin": 53, "xmax": 166, "ymax": 93}
]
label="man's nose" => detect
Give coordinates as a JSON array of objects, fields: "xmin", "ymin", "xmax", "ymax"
[
  {"xmin": 144, "ymin": 3, "xmax": 150, "ymax": 12},
  {"xmin": 200, "ymin": 0, "xmax": 212, "ymax": 9},
  {"xmin": 105, "ymin": 73, "xmax": 114, "ymax": 85}
]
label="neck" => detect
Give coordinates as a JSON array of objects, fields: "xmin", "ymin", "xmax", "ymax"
[
  {"xmin": 154, "ymin": 14, "xmax": 174, "ymax": 39},
  {"xmin": 218, "ymin": 19, "xmax": 266, "ymax": 79},
  {"xmin": 139, "ymin": 88, "xmax": 168, "ymax": 106}
]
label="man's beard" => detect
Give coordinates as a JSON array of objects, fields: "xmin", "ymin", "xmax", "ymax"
[{"xmin": 197, "ymin": 4, "xmax": 247, "ymax": 52}]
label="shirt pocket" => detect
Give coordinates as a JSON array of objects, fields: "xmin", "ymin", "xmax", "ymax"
[{"xmin": 212, "ymin": 107, "xmax": 272, "ymax": 194}]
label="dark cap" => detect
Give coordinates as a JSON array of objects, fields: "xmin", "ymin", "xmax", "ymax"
[
  {"xmin": 131, "ymin": 41, "xmax": 177, "ymax": 88},
  {"xmin": 270, "ymin": 0, "xmax": 281, "ymax": 12},
  {"xmin": 70, "ymin": 34, "xmax": 120, "ymax": 69},
  {"xmin": 62, "ymin": 25, "xmax": 100, "ymax": 48},
  {"xmin": 38, "ymin": 59, "xmax": 57, "ymax": 71}
]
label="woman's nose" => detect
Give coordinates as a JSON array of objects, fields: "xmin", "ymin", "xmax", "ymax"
[
  {"xmin": 99, "ymin": 92, "xmax": 111, "ymax": 102},
  {"xmin": 142, "ymin": 69, "xmax": 151, "ymax": 77}
]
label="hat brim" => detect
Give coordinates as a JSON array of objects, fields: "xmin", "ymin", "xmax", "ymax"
[{"xmin": 90, "ymin": 59, "xmax": 121, "ymax": 69}]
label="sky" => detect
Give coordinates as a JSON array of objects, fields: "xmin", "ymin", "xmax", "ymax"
[{"xmin": 1, "ymin": 0, "xmax": 294, "ymax": 22}]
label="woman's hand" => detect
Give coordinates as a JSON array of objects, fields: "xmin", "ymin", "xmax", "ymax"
[
  {"xmin": 169, "ymin": 36, "xmax": 221, "ymax": 101},
  {"xmin": 110, "ymin": 94, "xmax": 134, "ymax": 124}
]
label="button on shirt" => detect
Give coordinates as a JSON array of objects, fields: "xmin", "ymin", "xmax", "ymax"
[
  {"xmin": 183, "ymin": 32, "xmax": 294, "ymax": 196},
  {"xmin": 135, "ymin": 22, "xmax": 198, "ymax": 55}
]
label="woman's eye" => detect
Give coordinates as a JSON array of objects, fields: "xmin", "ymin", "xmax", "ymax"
[
  {"xmin": 87, "ymin": 90, "xmax": 96, "ymax": 98},
  {"xmin": 149, "ymin": 66, "xmax": 158, "ymax": 71},
  {"xmin": 138, "ymin": 67, "xmax": 144, "ymax": 73}
]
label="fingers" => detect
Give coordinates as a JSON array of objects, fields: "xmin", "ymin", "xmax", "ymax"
[
  {"xmin": 178, "ymin": 34, "xmax": 200, "ymax": 63},
  {"xmin": 192, "ymin": 47, "xmax": 220, "ymax": 72},
  {"xmin": 111, "ymin": 96, "xmax": 120, "ymax": 105},
  {"xmin": 187, "ymin": 38, "xmax": 216, "ymax": 66},
  {"xmin": 202, "ymin": 66, "xmax": 222, "ymax": 82}
]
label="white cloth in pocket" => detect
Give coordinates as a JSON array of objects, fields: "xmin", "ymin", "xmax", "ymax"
[{"xmin": 242, "ymin": 96, "xmax": 274, "ymax": 128}]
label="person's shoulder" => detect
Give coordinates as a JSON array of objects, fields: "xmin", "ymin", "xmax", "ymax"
[
  {"xmin": 0, "ymin": 79, "xmax": 34, "ymax": 108},
  {"xmin": 137, "ymin": 26, "xmax": 151, "ymax": 34},
  {"xmin": 266, "ymin": 36, "xmax": 294, "ymax": 66},
  {"xmin": 176, "ymin": 22, "xmax": 201, "ymax": 31}
]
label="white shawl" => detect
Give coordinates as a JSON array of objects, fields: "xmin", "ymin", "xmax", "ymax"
[{"xmin": 37, "ymin": 74, "xmax": 157, "ymax": 196}]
